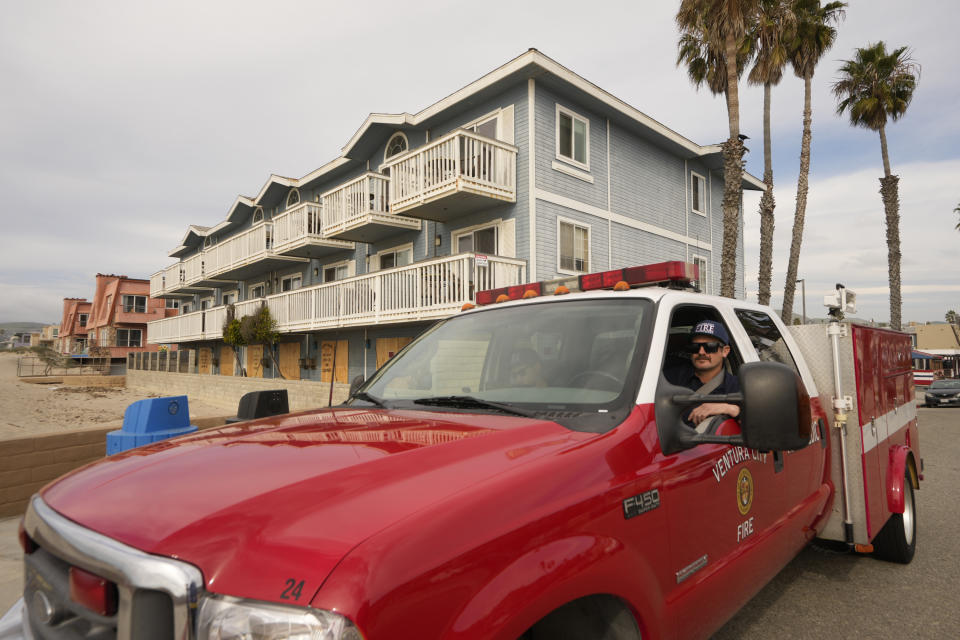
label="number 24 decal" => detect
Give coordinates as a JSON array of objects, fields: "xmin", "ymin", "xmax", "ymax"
[{"xmin": 281, "ymin": 578, "xmax": 306, "ymax": 601}]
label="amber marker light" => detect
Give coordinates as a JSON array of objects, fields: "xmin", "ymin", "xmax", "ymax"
[
  {"xmin": 613, "ymin": 281, "xmax": 630, "ymax": 291},
  {"xmin": 554, "ymin": 285, "xmax": 570, "ymax": 295},
  {"xmin": 495, "ymin": 294, "xmax": 510, "ymax": 303},
  {"xmin": 522, "ymin": 289, "xmax": 538, "ymax": 299},
  {"xmin": 461, "ymin": 303, "xmax": 476, "ymax": 311}
]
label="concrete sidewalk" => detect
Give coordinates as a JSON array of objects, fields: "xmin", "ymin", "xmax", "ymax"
[{"xmin": 0, "ymin": 517, "xmax": 22, "ymax": 615}]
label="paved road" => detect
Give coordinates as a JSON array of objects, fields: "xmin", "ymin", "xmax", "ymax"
[
  {"xmin": 715, "ymin": 405, "xmax": 960, "ymax": 639},
  {"xmin": 1, "ymin": 407, "xmax": 957, "ymax": 635}
]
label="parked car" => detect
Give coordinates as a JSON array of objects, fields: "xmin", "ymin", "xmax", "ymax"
[{"xmin": 924, "ymin": 379, "xmax": 960, "ymax": 407}]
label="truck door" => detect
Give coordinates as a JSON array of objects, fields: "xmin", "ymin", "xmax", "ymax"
[{"xmin": 657, "ymin": 303, "xmax": 776, "ymax": 639}]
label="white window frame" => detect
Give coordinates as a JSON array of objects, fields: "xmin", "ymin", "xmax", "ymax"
[
  {"xmin": 280, "ymin": 270, "xmax": 303, "ymax": 293},
  {"xmin": 203, "ymin": 235, "xmax": 218, "ymax": 248},
  {"xmin": 165, "ymin": 299, "xmax": 179, "ymax": 309},
  {"xmin": 453, "ymin": 220, "xmax": 501, "ymax": 255},
  {"xmin": 286, "ymin": 189, "xmax": 300, "ymax": 210},
  {"xmin": 557, "ymin": 217, "xmax": 591, "ymax": 275},
  {"xmin": 691, "ymin": 171, "xmax": 707, "ymax": 216},
  {"xmin": 200, "ymin": 296, "xmax": 214, "ymax": 311},
  {"xmin": 252, "ymin": 207, "xmax": 264, "ymax": 223},
  {"xmin": 78, "ymin": 313, "xmax": 88, "ymax": 327},
  {"xmin": 221, "ymin": 289, "xmax": 238, "ymax": 306},
  {"xmin": 555, "ymin": 104, "xmax": 590, "ymax": 171},
  {"xmin": 181, "ymin": 303, "xmax": 192, "ymax": 314},
  {"xmin": 462, "ymin": 109, "xmax": 500, "ymax": 140},
  {"xmin": 248, "ymin": 282, "xmax": 266, "ymax": 299},
  {"xmin": 384, "ymin": 132, "xmax": 409, "ymax": 161},
  {"xmin": 373, "ymin": 242, "xmax": 414, "ymax": 271},
  {"xmin": 323, "ymin": 260, "xmax": 352, "ymax": 283},
  {"xmin": 692, "ymin": 254, "xmax": 709, "ymax": 294}
]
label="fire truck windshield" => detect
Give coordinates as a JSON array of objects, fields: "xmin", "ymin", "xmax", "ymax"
[{"xmin": 358, "ymin": 298, "xmax": 653, "ymax": 431}]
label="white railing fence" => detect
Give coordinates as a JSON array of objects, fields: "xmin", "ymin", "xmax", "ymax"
[
  {"xmin": 147, "ymin": 254, "xmax": 526, "ymax": 343},
  {"xmin": 321, "ymin": 173, "xmax": 391, "ymax": 235},
  {"xmin": 385, "ymin": 130, "xmax": 517, "ymax": 211},
  {"xmin": 273, "ymin": 203, "xmax": 323, "ymax": 250}
]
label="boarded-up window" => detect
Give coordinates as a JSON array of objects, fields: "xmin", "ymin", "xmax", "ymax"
[
  {"xmin": 198, "ymin": 347, "xmax": 212, "ymax": 375},
  {"xmin": 320, "ymin": 340, "xmax": 349, "ymax": 383},
  {"xmin": 278, "ymin": 342, "xmax": 301, "ymax": 380},
  {"xmin": 220, "ymin": 346, "xmax": 235, "ymax": 376},
  {"xmin": 246, "ymin": 345, "xmax": 264, "ymax": 378},
  {"xmin": 376, "ymin": 337, "xmax": 414, "ymax": 369}
]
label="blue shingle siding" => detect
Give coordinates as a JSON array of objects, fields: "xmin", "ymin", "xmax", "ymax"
[
  {"xmin": 534, "ymin": 86, "xmax": 608, "ymax": 212},
  {"xmin": 609, "ymin": 123, "xmax": 687, "ymax": 236}
]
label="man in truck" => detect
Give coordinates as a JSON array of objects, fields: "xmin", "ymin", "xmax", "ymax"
[{"xmin": 666, "ymin": 320, "xmax": 741, "ymax": 427}]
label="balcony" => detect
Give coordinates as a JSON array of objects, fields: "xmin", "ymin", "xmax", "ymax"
[
  {"xmin": 147, "ymin": 253, "xmax": 526, "ymax": 343},
  {"xmin": 272, "ymin": 202, "xmax": 355, "ymax": 258},
  {"xmin": 321, "ymin": 172, "xmax": 421, "ymax": 243},
  {"xmin": 383, "ymin": 130, "xmax": 518, "ymax": 222}
]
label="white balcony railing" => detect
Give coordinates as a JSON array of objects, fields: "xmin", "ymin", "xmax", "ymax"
[
  {"xmin": 272, "ymin": 203, "xmax": 323, "ymax": 251},
  {"xmin": 147, "ymin": 253, "xmax": 526, "ymax": 344},
  {"xmin": 150, "ymin": 262, "xmax": 183, "ymax": 297},
  {"xmin": 204, "ymin": 224, "xmax": 273, "ymax": 277},
  {"xmin": 321, "ymin": 172, "xmax": 391, "ymax": 236},
  {"xmin": 384, "ymin": 129, "xmax": 517, "ymax": 213}
]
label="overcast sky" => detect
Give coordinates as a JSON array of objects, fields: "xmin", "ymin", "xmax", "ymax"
[{"xmin": 1, "ymin": 0, "xmax": 957, "ymax": 325}]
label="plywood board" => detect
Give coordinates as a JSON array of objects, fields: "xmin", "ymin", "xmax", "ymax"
[
  {"xmin": 198, "ymin": 348, "xmax": 212, "ymax": 375},
  {"xmin": 320, "ymin": 340, "xmax": 349, "ymax": 383},
  {"xmin": 220, "ymin": 346, "xmax": 235, "ymax": 377},
  {"xmin": 279, "ymin": 342, "xmax": 301, "ymax": 381},
  {"xmin": 246, "ymin": 344, "xmax": 263, "ymax": 378},
  {"xmin": 376, "ymin": 337, "xmax": 413, "ymax": 369}
]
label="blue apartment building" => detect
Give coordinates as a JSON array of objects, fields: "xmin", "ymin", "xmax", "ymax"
[{"xmin": 147, "ymin": 49, "xmax": 763, "ymax": 383}]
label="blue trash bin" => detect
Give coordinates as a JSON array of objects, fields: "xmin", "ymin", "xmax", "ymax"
[{"xmin": 106, "ymin": 396, "xmax": 198, "ymax": 455}]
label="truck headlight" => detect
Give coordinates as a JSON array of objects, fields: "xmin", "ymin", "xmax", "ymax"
[{"xmin": 198, "ymin": 595, "xmax": 363, "ymax": 640}]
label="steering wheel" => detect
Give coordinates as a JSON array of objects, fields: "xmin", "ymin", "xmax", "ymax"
[{"xmin": 570, "ymin": 370, "xmax": 622, "ymax": 391}]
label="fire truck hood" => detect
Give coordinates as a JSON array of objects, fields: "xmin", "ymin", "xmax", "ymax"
[{"xmin": 40, "ymin": 408, "xmax": 587, "ymax": 604}]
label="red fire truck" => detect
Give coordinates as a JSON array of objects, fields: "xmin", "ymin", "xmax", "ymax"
[{"xmin": 2, "ymin": 262, "xmax": 921, "ymax": 640}]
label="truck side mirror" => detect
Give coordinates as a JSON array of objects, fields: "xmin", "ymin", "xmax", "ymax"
[
  {"xmin": 656, "ymin": 361, "xmax": 811, "ymax": 455},
  {"xmin": 737, "ymin": 362, "xmax": 812, "ymax": 452}
]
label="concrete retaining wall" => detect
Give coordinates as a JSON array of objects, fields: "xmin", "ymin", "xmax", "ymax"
[
  {"xmin": 126, "ymin": 369, "xmax": 351, "ymax": 413},
  {"xmin": 61, "ymin": 375, "xmax": 125, "ymax": 388}
]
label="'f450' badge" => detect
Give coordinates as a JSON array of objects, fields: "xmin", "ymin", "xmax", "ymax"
[{"xmin": 737, "ymin": 468, "xmax": 754, "ymax": 516}]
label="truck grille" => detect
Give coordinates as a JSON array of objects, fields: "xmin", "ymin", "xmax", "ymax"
[{"xmin": 21, "ymin": 497, "xmax": 202, "ymax": 640}]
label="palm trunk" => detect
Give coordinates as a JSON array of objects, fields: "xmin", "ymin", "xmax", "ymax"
[
  {"xmin": 720, "ymin": 28, "xmax": 744, "ymax": 298},
  {"xmin": 757, "ymin": 82, "xmax": 776, "ymax": 306},
  {"xmin": 878, "ymin": 125, "xmax": 902, "ymax": 330},
  {"xmin": 781, "ymin": 74, "xmax": 813, "ymax": 324}
]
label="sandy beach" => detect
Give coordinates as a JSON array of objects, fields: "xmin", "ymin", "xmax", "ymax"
[{"xmin": 0, "ymin": 352, "xmax": 232, "ymax": 439}]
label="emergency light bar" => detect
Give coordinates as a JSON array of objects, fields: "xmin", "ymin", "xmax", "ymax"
[{"xmin": 473, "ymin": 261, "xmax": 699, "ymax": 306}]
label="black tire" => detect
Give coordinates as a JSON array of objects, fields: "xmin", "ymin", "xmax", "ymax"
[{"xmin": 873, "ymin": 466, "xmax": 917, "ymax": 564}]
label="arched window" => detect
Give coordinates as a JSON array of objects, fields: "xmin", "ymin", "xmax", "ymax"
[
  {"xmin": 203, "ymin": 235, "xmax": 217, "ymax": 249},
  {"xmin": 286, "ymin": 189, "xmax": 300, "ymax": 209},
  {"xmin": 252, "ymin": 207, "xmax": 264, "ymax": 224},
  {"xmin": 384, "ymin": 132, "xmax": 408, "ymax": 160}
]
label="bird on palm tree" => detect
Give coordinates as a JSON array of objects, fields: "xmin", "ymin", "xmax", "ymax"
[
  {"xmin": 833, "ymin": 42, "xmax": 920, "ymax": 330},
  {"xmin": 748, "ymin": 0, "xmax": 796, "ymax": 306},
  {"xmin": 780, "ymin": 0, "xmax": 845, "ymax": 325},
  {"xmin": 677, "ymin": 0, "xmax": 759, "ymax": 298}
]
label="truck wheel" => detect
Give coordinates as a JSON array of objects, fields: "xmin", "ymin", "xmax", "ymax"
[{"xmin": 873, "ymin": 467, "xmax": 916, "ymax": 564}]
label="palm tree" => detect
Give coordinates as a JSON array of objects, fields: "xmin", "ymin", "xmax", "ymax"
[
  {"xmin": 780, "ymin": 0, "xmax": 845, "ymax": 324},
  {"xmin": 748, "ymin": 0, "xmax": 795, "ymax": 305},
  {"xmin": 677, "ymin": 0, "xmax": 759, "ymax": 298},
  {"xmin": 833, "ymin": 42, "xmax": 920, "ymax": 330}
]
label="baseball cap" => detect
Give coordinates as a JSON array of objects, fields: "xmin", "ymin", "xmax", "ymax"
[{"xmin": 690, "ymin": 320, "xmax": 729, "ymax": 345}]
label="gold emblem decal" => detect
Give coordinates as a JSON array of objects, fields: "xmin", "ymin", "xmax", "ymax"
[{"xmin": 737, "ymin": 468, "xmax": 754, "ymax": 516}]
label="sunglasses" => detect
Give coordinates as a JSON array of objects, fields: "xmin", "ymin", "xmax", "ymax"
[{"xmin": 683, "ymin": 341, "xmax": 724, "ymax": 354}]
